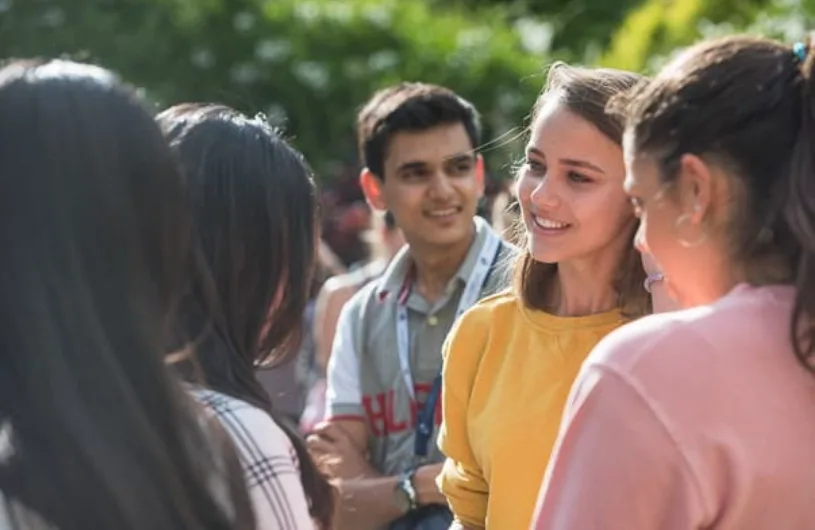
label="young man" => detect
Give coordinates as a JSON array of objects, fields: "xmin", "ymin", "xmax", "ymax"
[{"xmin": 307, "ymin": 83, "xmax": 515, "ymax": 529}]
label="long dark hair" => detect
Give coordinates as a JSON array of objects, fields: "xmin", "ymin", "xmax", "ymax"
[
  {"xmin": 0, "ymin": 60, "xmax": 253, "ymax": 530},
  {"xmin": 157, "ymin": 103, "xmax": 335, "ymax": 528},
  {"xmin": 614, "ymin": 35, "xmax": 815, "ymax": 371},
  {"xmin": 514, "ymin": 63, "xmax": 651, "ymax": 318}
]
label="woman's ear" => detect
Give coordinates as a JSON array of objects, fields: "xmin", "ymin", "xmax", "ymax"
[{"xmin": 676, "ymin": 153, "xmax": 713, "ymax": 224}]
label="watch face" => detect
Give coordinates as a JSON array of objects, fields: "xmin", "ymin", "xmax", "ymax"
[{"xmin": 394, "ymin": 484, "xmax": 412, "ymax": 513}]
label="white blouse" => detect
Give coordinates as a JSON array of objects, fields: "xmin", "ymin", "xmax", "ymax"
[{"xmin": 191, "ymin": 388, "xmax": 315, "ymax": 530}]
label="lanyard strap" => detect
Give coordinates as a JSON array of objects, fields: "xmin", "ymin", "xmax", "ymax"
[
  {"xmin": 414, "ymin": 372, "xmax": 443, "ymax": 458},
  {"xmin": 395, "ymin": 225, "xmax": 501, "ymax": 402}
]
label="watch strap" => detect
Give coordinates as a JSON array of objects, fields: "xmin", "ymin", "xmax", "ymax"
[{"xmin": 396, "ymin": 467, "xmax": 418, "ymax": 512}]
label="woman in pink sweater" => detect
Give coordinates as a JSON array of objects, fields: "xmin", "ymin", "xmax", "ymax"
[{"xmin": 533, "ymin": 35, "xmax": 815, "ymax": 529}]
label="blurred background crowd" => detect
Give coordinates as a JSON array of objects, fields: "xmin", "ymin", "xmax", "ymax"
[{"xmin": 4, "ymin": 0, "xmax": 814, "ymax": 428}]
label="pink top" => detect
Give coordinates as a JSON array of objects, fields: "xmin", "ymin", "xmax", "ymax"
[{"xmin": 533, "ymin": 284, "xmax": 815, "ymax": 530}]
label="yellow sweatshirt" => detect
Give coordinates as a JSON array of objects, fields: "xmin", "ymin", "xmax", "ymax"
[{"xmin": 437, "ymin": 291, "xmax": 626, "ymax": 529}]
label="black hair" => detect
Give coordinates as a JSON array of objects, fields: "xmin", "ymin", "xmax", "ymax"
[
  {"xmin": 357, "ymin": 82, "xmax": 481, "ymax": 178},
  {"xmin": 157, "ymin": 103, "xmax": 335, "ymax": 529},
  {"xmin": 0, "ymin": 60, "xmax": 253, "ymax": 530},
  {"xmin": 384, "ymin": 210, "xmax": 397, "ymax": 230}
]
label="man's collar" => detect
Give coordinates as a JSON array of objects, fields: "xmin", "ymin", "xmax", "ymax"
[{"xmin": 376, "ymin": 216, "xmax": 494, "ymax": 303}]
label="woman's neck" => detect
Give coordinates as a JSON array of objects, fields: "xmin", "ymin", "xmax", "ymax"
[
  {"xmin": 550, "ymin": 260, "xmax": 619, "ymax": 317},
  {"xmin": 547, "ymin": 233, "xmax": 632, "ymax": 317},
  {"xmin": 682, "ymin": 250, "xmax": 747, "ymax": 308}
]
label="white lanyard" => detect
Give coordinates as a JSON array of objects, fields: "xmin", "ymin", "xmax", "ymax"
[{"xmin": 396, "ymin": 227, "xmax": 501, "ymax": 401}]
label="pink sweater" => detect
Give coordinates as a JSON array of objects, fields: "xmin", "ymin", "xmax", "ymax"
[{"xmin": 533, "ymin": 284, "xmax": 815, "ymax": 530}]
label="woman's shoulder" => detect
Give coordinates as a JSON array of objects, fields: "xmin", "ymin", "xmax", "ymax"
[
  {"xmin": 449, "ymin": 289, "xmax": 520, "ymax": 342},
  {"xmin": 591, "ymin": 284, "xmax": 794, "ymax": 376},
  {"xmin": 443, "ymin": 290, "xmax": 520, "ymax": 367},
  {"xmin": 190, "ymin": 389, "xmax": 296, "ymax": 465},
  {"xmin": 586, "ymin": 307, "xmax": 709, "ymax": 371},
  {"xmin": 583, "ymin": 301, "xmax": 762, "ymax": 403},
  {"xmin": 461, "ymin": 289, "xmax": 519, "ymax": 322}
]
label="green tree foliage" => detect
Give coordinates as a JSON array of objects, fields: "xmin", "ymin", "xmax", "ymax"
[
  {"xmin": 438, "ymin": 0, "xmax": 805, "ymax": 65},
  {"xmin": 427, "ymin": 0, "xmax": 643, "ymax": 55},
  {"xmin": 698, "ymin": 0, "xmax": 815, "ymax": 44},
  {"xmin": 600, "ymin": 0, "xmax": 776, "ymax": 73},
  {"xmin": 0, "ymin": 0, "xmax": 546, "ymax": 178}
]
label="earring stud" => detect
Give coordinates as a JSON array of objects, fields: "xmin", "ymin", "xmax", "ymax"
[{"xmin": 644, "ymin": 272, "xmax": 665, "ymax": 293}]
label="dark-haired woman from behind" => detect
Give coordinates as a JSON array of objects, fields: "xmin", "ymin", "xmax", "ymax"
[
  {"xmin": 300, "ymin": 211, "xmax": 404, "ymax": 432},
  {"xmin": 158, "ymin": 104, "xmax": 335, "ymax": 530},
  {"xmin": 534, "ymin": 35, "xmax": 815, "ymax": 529},
  {"xmin": 0, "ymin": 60, "xmax": 253, "ymax": 530}
]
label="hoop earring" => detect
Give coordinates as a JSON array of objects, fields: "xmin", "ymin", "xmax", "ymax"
[{"xmin": 674, "ymin": 213, "xmax": 708, "ymax": 248}]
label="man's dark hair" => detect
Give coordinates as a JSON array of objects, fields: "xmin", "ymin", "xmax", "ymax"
[{"xmin": 356, "ymin": 82, "xmax": 481, "ymax": 179}]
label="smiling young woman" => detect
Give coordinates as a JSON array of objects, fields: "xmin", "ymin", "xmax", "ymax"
[{"xmin": 436, "ymin": 63, "xmax": 653, "ymax": 530}]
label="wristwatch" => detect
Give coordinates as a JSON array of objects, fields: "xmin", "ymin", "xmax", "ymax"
[{"xmin": 393, "ymin": 467, "xmax": 418, "ymax": 514}]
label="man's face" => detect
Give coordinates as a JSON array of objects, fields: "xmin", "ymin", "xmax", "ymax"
[{"xmin": 367, "ymin": 123, "xmax": 484, "ymax": 249}]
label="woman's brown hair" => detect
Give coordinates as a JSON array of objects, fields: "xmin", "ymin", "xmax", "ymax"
[
  {"xmin": 612, "ymin": 35, "xmax": 815, "ymax": 370},
  {"xmin": 514, "ymin": 62, "xmax": 650, "ymax": 317}
]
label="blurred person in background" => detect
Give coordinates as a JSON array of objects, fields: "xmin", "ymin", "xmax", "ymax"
[
  {"xmin": 314, "ymin": 211, "xmax": 405, "ymax": 372},
  {"xmin": 299, "ymin": 211, "xmax": 405, "ymax": 434},
  {"xmin": 256, "ymin": 275, "xmax": 324, "ymax": 432},
  {"xmin": 0, "ymin": 59, "xmax": 254, "ymax": 530},
  {"xmin": 258, "ymin": 237, "xmax": 347, "ymax": 435},
  {"xmin": 320, "ymin": 167, "xmax": 371, "ymax": 269},
  {"xmin": 158, "ymin": 103, "xmax": 334, "ymax": 530},
  {"xmin": 318, "ymin": 238, "xmax": 347, "ymax": 279}
]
